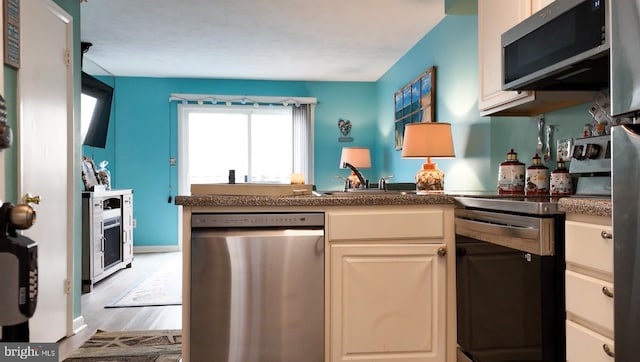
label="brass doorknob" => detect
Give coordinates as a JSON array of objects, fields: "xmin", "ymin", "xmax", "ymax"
[
  {"xmin": 9, "ymin": 204, "xmax": 36, "ymax": 229},
  {"xmin": 23, "ymin": 193, "xmax": 41, "ymax": 205}
]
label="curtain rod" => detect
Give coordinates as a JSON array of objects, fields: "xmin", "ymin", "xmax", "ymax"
[{"xmin": 168, "ymin": 93, "xmax": 317, "ymax": 106}]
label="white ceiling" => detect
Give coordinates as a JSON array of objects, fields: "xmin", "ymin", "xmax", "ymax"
[{"xmin": 80, "ymin": 0, "xmax": 445, "ymax": 81}]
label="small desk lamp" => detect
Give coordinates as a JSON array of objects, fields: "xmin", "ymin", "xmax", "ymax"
[
  {"xmin": 339, "ymin": 147, "xmax": 371, "ymax": 188},
  {"xmin": 401, "ymin": 122, "xmax": 455, "ymax": 193}
]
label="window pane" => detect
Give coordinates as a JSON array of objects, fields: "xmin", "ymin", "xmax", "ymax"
[
  {"xmin": 186, "ymin": 107, "xmax": 293, "ymax": 185},
  {"xmin": 188, "ymin": 112, "xmax": 248, "ymax": 184},
  {"xmin": 250, "ymin": 113, "xmax": 292, "ymax": 183}
]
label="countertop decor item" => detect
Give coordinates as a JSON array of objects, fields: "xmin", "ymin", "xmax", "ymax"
[
  {"xmin": 401, "ymin": 122, "xmax": 455, "ymax": 193},
  {"xmin": 394, "ymin": 67, "xmax": 436, "ymax": 150},
  {"xmin": 339, "ymin": 147, "xmax": 371, "ymax": 189},
  {"xmin": 497, "ymin": 148, "xmax": 525, "ymax": 195},
  {"xmin": 525, "ymin": 153, "xmax": 549, "ymax": 196}
]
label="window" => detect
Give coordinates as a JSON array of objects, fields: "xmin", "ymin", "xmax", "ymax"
[{"xmin": 178, "ymin": 104, "xmax": 313, "ymax": 194}]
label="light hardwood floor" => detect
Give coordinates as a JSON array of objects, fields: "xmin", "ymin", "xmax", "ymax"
[{"xmin": 58, "ymin": 252, "xmax": 182, "ymax": 360}]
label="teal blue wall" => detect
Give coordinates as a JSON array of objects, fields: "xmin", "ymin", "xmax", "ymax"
[
  {"xmin": 376, "ymin": 15, "xmax": 492, "ymax": 191},
  {"xmin": 107, "ymin": 78, "xmax": 376, "ymax": 247},
  {"xmin": 376, "ymin": 14, "xmax": 594, "ymax": 191},
  {"xmin": 489, "ymin": 103, "xmax": 593, "ymax": 181}
]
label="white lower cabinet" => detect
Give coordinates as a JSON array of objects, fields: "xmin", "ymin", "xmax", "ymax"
[
  {"xmin": 326, "ymin": 206, "xmax": 454, "ymax": 362},
  {"xmin": 566, "ymin": 320, "xmax": 615, "ymax": 362},
  {"xmin": 565, "ymin": 215, "xmax": 614, "ymax": 361}
]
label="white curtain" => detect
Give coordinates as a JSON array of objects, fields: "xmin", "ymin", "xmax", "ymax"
[{"xmin": 292, "ymin": 104, "xmax": 315, "ymax": 184}]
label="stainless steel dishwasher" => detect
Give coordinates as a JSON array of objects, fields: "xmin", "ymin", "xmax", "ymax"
[{"xmin": 190, "ymin": 212, "xmax": 324, "ymax": 362}]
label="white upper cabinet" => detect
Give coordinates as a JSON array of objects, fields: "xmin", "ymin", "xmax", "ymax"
[{"xmin": 478, "ymin": 0, "xmax": 533, "ymax": 115}]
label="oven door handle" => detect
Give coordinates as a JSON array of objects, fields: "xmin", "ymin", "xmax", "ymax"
[{"xmin": 455, "ymin": 217, "xmax": 554, "ymax": 256}]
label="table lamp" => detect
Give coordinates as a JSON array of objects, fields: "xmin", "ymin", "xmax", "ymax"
[
  {"xmin": 401, "ymin": 122, "xmax": 455, "ymax": 193},
  {"xmin": 339, "ymin": 147, "xmax": 371, "ymax": 188}
]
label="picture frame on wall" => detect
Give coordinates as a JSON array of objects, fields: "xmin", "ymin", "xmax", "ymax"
[{"xmin": 394, "ymin": 66, "xmax": 436, "ymax": 150}]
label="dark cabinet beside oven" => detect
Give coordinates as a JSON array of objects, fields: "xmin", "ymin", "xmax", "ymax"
[{"xmin": 456, "ymin": 236, "xmax": 548, "ymax": 360}]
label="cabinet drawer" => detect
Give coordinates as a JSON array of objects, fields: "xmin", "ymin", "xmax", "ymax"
[
  {"xmin": 327, "ymin": 209, "xmax": 443, "ymax": 241},
  {"xmin": 565, "ymin": 270, "xmax": 614, "ymax": 337},
  {"xmin": 566, "ymin": 320, "xmax": 615, "ymax": 362},
  {"xmin": 565, "ymin": 220, "xmax": 613, "ymax": 276}
]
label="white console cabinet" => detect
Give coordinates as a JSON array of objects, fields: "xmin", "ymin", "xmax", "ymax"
[{"xmin": 82, "ymin": 189, "xmax": 134, "ymax": 292}]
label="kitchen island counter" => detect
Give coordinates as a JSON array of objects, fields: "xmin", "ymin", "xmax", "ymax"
[
  {"xmin": 175, "ymin": 192, "xmax": 455, "ymax": 207},
  {"xmin": 176, "ymin": 193, "xmax": 611, "ymax": 217}
]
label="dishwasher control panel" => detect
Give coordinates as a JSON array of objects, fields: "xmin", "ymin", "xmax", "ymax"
[{"xmin": 192, "ymin": 212, "xmax": 325, "ymax": 228}]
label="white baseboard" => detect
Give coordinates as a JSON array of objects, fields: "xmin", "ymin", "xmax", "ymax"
[
  {"xmin": 73, "ymin": 316, "xmax": 87, "ymax": 335},
  {"xmin": 133, "ymin": 245, "xmax": 181, "ymax": 253}
]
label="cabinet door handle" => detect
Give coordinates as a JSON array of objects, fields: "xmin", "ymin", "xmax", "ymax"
[
  {"xmin": 437, "ymin": 247, "xmax": 447, "ymax": 257},
  {"xmin": 602, "ymin": 343, "xmax": 615, "ymax": 358},
  {"xmin": 602, "ymin": 286, "xmax": 614, "ymax": 298},
  {"xmin": 601, "ymin": 230, "xmax": 613, "ymax": 239}
]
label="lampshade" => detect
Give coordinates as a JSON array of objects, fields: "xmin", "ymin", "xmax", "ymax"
[
  {"xmin": 339, "ymin": 147, "xmax": 371, "ymax": 168},
  {"xmin": 401, "ymin": 122, "xmax": 455, "ymax": 158},
  {"xmin": 401, "ymin": 122, "xmax": 455, "ymax": 193}
]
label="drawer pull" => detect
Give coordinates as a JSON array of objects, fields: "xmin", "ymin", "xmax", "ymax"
[
  {"xmin": 602, "ymin": 286, "xmax": 614, "ymax": 298},
  {"xmin": 437, "ymin": 247, "xmax": 447, "ymax": 257},
  {"xmin": 601, "ymin": 230, "xmax": 613, "ymax": 239},
  {"xmin": 602, "ymin": 343, "xmax": 615, "ymax": 358}
]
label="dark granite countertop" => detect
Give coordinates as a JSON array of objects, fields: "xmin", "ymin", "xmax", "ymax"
[
  {"xmin": 175, "ymin": 191, "xmax": 611, "ymax": 217},
  {"xmin": 558, "ymin": 197, "xmax": 611, "ymax": 217},
  {"xmin": 175, "ymin": 192, "xmax": 454, "ymax": 207}
]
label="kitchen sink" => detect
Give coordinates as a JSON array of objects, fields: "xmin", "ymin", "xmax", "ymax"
[{"xmin": 321, "ymin": 189, "xmax": 417, "ymax": 196}]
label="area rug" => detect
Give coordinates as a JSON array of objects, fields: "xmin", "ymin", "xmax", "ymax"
[
  {"xmin": 63, "ymin": 329, "xmax": 182, "ymax": 362},
  {"xmin": 106, "ymin": 261, "xmax": 182, "ymax": 308}
]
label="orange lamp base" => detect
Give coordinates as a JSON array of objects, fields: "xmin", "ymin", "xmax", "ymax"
[{"xmin": 415, "ymin": 159, "xmax": 445, "ymax": 193}]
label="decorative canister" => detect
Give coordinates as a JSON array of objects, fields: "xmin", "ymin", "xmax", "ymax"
[
  {"xmin": 497, "ymin": 149, "xmax": 525, "ymax": 194},
  {"xmin": 550, "ymin": 158, "xmax": 573, "ymax": 196},
  {"xmin": 525, "ymin": 154, "xmax": 549, "ymax": 196}
]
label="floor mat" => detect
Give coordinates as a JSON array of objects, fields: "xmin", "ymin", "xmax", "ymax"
[
  {"xmin": 63, "ymin": 329, "xmax": 182, "ymax": 362},
  {"xmin": 105, "ymin": 261, "xmax": 181, "ymax": 308}
]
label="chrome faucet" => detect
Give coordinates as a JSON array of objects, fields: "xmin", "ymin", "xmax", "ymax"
[
  {"xmin": 342, "ymin": 162, "xmax": 368, "ymax": 189},
  {"xmin": 378, "ymin": 175, "xmax": 394, "ymax": 191},
  {"xmin": 335, "ymin": 176, "xmax": 352, "ymax": 191}
]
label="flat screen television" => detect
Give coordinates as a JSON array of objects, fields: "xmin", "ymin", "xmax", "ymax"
[{"xmin": 81, "ymin": 71, "xmax": 113, "ymax": 148}]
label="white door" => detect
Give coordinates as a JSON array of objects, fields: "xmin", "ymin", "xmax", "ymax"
[{"xmin": 18, "ymin": 0, "xmax": 73, "ymax": 342}]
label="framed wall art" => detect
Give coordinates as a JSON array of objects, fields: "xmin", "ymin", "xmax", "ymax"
[{"xmin": 394, "ymin": 66, "xmax": 435, "ymax": 150}]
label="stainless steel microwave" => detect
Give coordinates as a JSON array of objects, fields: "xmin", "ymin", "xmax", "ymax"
[{"xmin": 501, "ymin": 0, "xmax": 610, "ymax": 91}]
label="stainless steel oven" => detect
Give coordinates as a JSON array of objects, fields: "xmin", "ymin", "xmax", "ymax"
[{"xmin": 454, "ymin": 196, "xmax": 565, "ymax": 362}]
